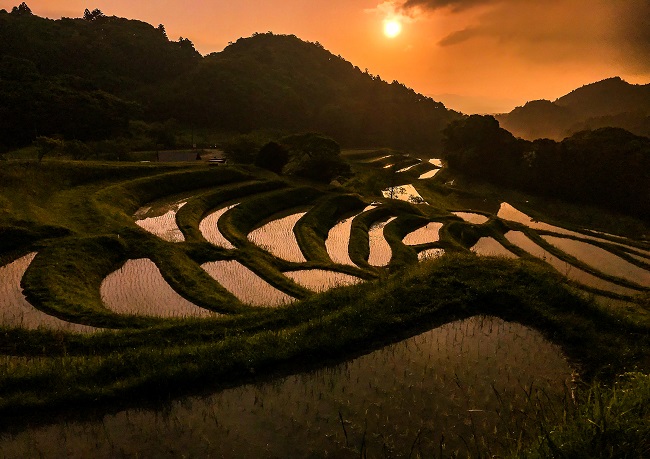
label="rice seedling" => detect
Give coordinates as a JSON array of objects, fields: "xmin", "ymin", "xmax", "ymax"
[
  {"xmin": 367, "ymin": 217, "xmax": 397, "ymax": 267},
  {"xmin": 453, "ymin": 211, "xmax": 490, "ymax": 225},
  {"xmin": 100, "ymin": 259, "xmax": 220, "ymax": 318},
  {"xmin": 198, "ymin": 204, "xmax": 239, "ymax": 248},
  {"xmin": 201, "ymin": 260, "xmax": 296, "ymax": 306},
  {"xmin": 471, "ymin": 237, "xmax": 518, "ymax": 258},
  {"xmin": 247, "ymin": 211, "xmax": 310, "ymax": 263},
  {"xmin": 134, "ymin": 201, "xmax": 187, "ymax": 243},
  {"xmin": 284, "ymin": 270, "xmax": 362, "ymax": 292},
  {"xmin": 0, "ymin": 254, "xmax": 96, "ymax": 333}
]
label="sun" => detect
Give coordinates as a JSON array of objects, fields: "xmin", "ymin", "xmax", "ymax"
[{"xmin": 383, "ymin": 19, "xmax": 402, "ymax": 38}]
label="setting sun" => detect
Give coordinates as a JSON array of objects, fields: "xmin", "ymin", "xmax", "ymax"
[{"xmin": 383, "ymin": 19, "xmax": 402, "ymax": 38}]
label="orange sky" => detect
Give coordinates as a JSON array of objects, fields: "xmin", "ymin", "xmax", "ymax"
[{"xmin": 2, "ymin": 0, "xmax": 649, "ymax": 113}]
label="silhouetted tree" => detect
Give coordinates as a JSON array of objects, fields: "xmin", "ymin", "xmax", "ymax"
[
  {"xmin": 282, "ymin": 133, "xmax": 350, "ymax": 182},
  {"xmin": 157, "ymin": 24, "xmax": 167, "ymax": 39},
  {"xmin": 255, "ymin": 142, "xmax": 289, "ymax": 174},
  {"xmin": 11, "ymin": 2, "xmax": 32, "ymax": 15},
  {"xmin": 83, "ymin": 8, "xmax": 105, "ymax": 21}
]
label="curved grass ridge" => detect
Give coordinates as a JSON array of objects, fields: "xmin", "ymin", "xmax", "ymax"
[{"xmin": 1, "ymin": 255, "xmax": 648, "ymax": 424}]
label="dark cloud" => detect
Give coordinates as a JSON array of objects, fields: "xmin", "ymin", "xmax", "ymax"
[{"xmin": 401, "ymin": 0, "xmax": 495, "ymax": 12}]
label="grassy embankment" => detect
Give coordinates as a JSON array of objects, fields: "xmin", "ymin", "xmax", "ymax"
[{"xmin": 0, "ymin": 158, "xmax": 648, "ymax": 456}]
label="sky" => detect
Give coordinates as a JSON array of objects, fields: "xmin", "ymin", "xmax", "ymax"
[{"xmin": 2, "ymin": 0, "xmax": 649, "ymax": 114}]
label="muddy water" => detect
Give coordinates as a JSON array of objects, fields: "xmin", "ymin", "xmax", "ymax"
[
  {"xmin": 471, "ymin": 237, "xmax": 518, "ymax": 258},
  {"xmin": 403, "ymin": 222, "xmax": 443, "ymax": 245},
  {"xmin": 248, "ymin": 211, "xmax": 308, "ymax": 263},
  {"xmin": 367, "ymin": 217, "xmax": 397, "ymax": 266},
  {"xmin": 0, "ymin": 254, "xmax": 96, "ymax": 332},
  {"xmin": 101, "ymin": 259, "xmax": 218, "ymax": 318},
  {"xmin": 134, "ymin": 201, "xmax": 186, "ymax": 243},
  {"xmin": 284, "ymin": 270, "xmax": 362, "ymax": 292},
  {"xmin": 199, "ymin": 204, "xmax": 238, "ymax": 248},
  {"xmin": 505, "ymin": 232, "xmax": 641, "ymax": 296},
  {"xmin": 201, "ymin": 260, "xmax": 296, "ymax": 307},
  {"xmin": 542, "ymin": 236, "xmax": 650, "ymax": 288},
  {"xmin": 453, "ymin": 212, "xmax": 489, "ymax": 225},
  {"xmin": 0, "ymin": 316, "xmax": 573, "ymax": 458}
]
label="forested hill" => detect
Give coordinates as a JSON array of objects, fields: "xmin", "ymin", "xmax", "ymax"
[
  {"xmin": 0, "ymin": 5, "xmax": 461, "ymax": 152},
  {"xmin": 496, "ymin": 77, "xmax": 650, "ymax": 141}
]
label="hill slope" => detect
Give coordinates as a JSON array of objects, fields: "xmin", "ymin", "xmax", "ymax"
[
  {"xmin": 496, "ymin": 77, "xmax": 650, "ymax": 140},
  {"xmin": 0, "ymin": 8, "xmax": 460, "ymax": 152}
]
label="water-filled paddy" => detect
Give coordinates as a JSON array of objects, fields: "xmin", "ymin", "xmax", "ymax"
[
  {"xmin": 199, "ymin": 204, "xmax": 238, "ymax": 248},
  {"xmin": 284, "ymin": 270, "xmax": 362, "ymax": 292},
  {"xmin": 381, "ymin": 184, "xmax": 425, "ymax": 203},
  {"xmin": 0, "ymin": 254, "xmax": 96, "ymax": 332},
  {"xmin": 101, "ymin": 259, "xmax": 218, "ymax": 318},
  {"xmin": 542, "ymin": 236, "xmax": 650, "ymax": 287},
  {"xmin": 325, "ymin": 206, "xmax": 376, "ymax": 266},
  {"xmin": 402, "ymin": 222, "xmax": 443, "ymax": 245},
  {"xmin": 367, "ymin": 216, "xmax": 397, "ymax": 266},
  {"xmin": 134, "ymin": 200, "xmax": 187, "ymax": 243},
  {"xmin": 418, "ymin": 169, "xmax": 440, "ymax": 180},
  {"xmin": 471, "ymin": 237, "xmax": 517, "ymax": 258},
  {"xmin": 505, "ymin": 231, "xmax": 641, "ymax": 296},
  {"xmin": 453, "ymin": 211, "xmax": 490, "ymax": 225},
  {"xmin": 248, "ymin": 211, "xmax": 308, "ymax": 263},
  {"xmin": 0, "ymin": 316, "xmax": 572, "ymax": 458},
  {"xmin": 201, "ymin": 260, "xmax": 296, "ymax": 306}
]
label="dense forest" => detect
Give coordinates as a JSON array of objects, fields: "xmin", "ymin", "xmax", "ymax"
[
  {"xmin": 0, "ymin": 4, "xmax": 460, "ymax": 153},
  {"xmin": 496, "ymin": 77, "xmax": 650, "ymax": 140},
  {"xmin": 443, "ymin": 115, "xmax": 650, "ymax": 220}
]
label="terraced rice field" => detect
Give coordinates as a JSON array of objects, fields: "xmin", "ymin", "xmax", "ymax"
[
  {"xmin": 381, "ymin": 184, "xmax": 425, "ymax": 203},
  {"xmin": 248, "ymin": 211, "xmax": 309, "ymax": 263},
  {"xmin": 368, "ymin": 216, "xmax": 397, "ymax": 266},
  {"xmin": 199, "ymin": 204, "xmax": 238, "ymax": 248},
  {"xmin": 284, "ymin": 269, "xmax": 362, "ymax": 292},
  {"xmin": 0, "ymin": 253, "xmax": 96, "ymax": 332},
  {"xmin": 325, "ymin": 206, "xmax": 375, "ymax": 266},
  {"xmin": 471, "ymin": 237, "xmax": 518, "ymax": 258},
  {"xmin": 135, "ymin": 200, "xmax": 187, "ymax": 242},
  {"xmin": 453, "ymin": 211, "xmax": 490, "ymax": 224},
  {"xmin": 101, "ymin": 259, "xmax": 219, "ymax": 318},
  {"xmin": 201, "ymin": 260, "xmax": 296, "ymax": 306},
  {"xmin": 402, "ymin": 222, "xmax": 443, "ymax": 245}
]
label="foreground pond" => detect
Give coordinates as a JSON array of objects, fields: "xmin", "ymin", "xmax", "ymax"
[{"xmin": 0, "ymin": 316, "xmax": 573, "ymax": 458}]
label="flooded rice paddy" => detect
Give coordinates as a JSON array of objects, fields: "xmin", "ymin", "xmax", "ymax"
[
  {"xmin": 100, "ymin": 259, "xmax": 218, "ymax": 318},
  {"xmin": 367, "ymin": 217, "xmax": 397, "ymax": 266},
  {"xmin": 0, "ymin": 316, "xmax": 573, "ymax": 458},
  {"xmin": 542, "ymin": 236, "xmax": 650, "ymax": 287},
  {"xmin": 248, "ymin": 211, "xmax": 308, "ymax": 263},
  {"xmin": 505, "ymin": 232, "xmax": 642, "ymax": 296},
  {"xmin": 471, "ymin": 237, "xmax": 518, "ymax": 258},
  {"xmin": 325, "ymin": 206, "xmax": 376, "ymax": 266},
  {"xmin": 381, "ymin": 184, "xmax": 425, "ymax": 203},
  {"xmin": 134, "ymin": 200, "xmax": 187, "ymax": 243},
  {"xmin": 0, "ymin": 253, "xmax": 96, "ymax": 332},
  {"xmin": 199, "ymin": 204, "xmax": 238, "ymax": 248},
  {"xmin": 284, "ymin": 270, "xmax": 362, "ymax": 292},
  {"xmin": 418, "ymin": 169, "xmax": 440, "ymax": 180},
  {"xmin": 428, "ymin": 158, "xmax": 443, "ymax": 167},
  {"xmin": 201, "ymin": 260, "xmax": 296, "ymax": 307},
  {"xmin": 402, "ymin": 222, "xmax": 443, "ymax": 245},
  {"xmin": 453, "ymin": 212, "xmax": 490, "ymax": 225}
]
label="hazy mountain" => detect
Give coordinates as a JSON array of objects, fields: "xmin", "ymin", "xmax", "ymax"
[
  {"xmin": 0, "ymin": 8, "xmax": 460, "ymax": 151},
  {"xmin": 496, "ymin": 77, "xmax": 650, "ymax": 140}
]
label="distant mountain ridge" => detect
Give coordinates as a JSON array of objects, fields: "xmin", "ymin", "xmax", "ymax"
[
  {"xmin": 0, "ymin": 7, "xmax": 460, "ymax": 151},
  {"xmin": 496, "ymin": 77, "xmax": 650, "ymax": 140}
]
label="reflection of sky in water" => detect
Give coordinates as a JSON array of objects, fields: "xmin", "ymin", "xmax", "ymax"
[
  {"xmin": 543, "ymin": 236, "xmax": 650, "ymax": 287},
  {"xmin": 325, "ymin": 206, "xmax": 376, "ymax": 266},
  {"xmin": 101, "ymin": 259, "xmax": 218, "ymax": 318},
  {"xmin": 403, "ymin": 222, "xmax": 443, "ymax": 245},
  {"xmin": 284, "ymin": 270, "xmax": 362, "ymax": 292},
  {"xmin": 202, "ymin": 260, "xmax": 295, "ymax": 307},
  {"xmin": 248, "ymin": 212, "xmax": 308, "ymax": 263},
  {"xmin": 135, "ymin": 201, "xmax": 187, "ymax": 242},
  {"xmin": 367, "ymin": 217, "xmax": 397, "ymax": 266},
  {"xmin": 199, "ymin": 204, "xmax": 238, "ymax": 248},
  {"xmin": 0, "ymin": 253, "xmax": 96, "ymax": 332},
  {"xmin": 506, "ymin": 231, "xmax": 642, "ymax": 296},
  {"xmin": 453, "ymin": 211, "xmax": 489, "ymax": 224},
  {"xmin": 382, "ymin": 184, "xmax": 426, "ymax": 203},
  {"xmin": 0, "ymin": 317, "xmax": 572, "ymax": 458},
  {"xmin": 471, "ymin": 237, "xmax": 517, "ymax": 258},
  {"xmin": 418, "ymin": 169, "xmax": 440, "ymax": 180}
]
